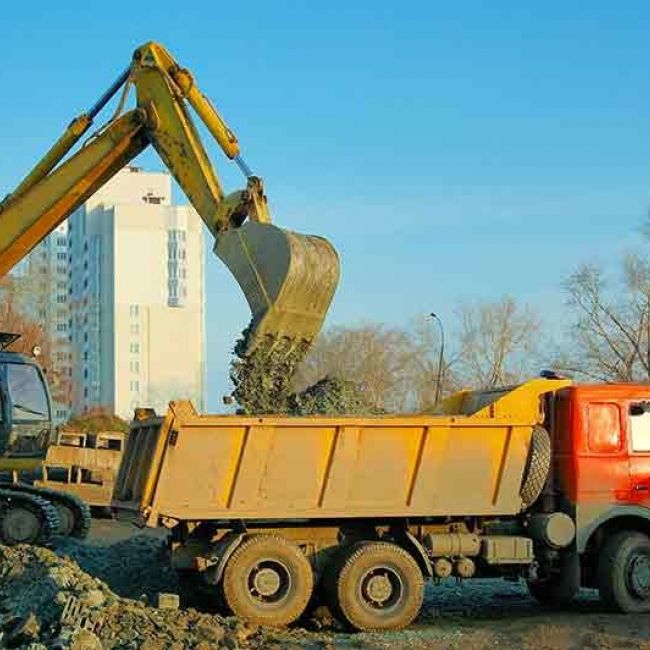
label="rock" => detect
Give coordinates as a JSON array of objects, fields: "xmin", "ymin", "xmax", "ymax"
[
  {"xmin": 196, "ymin": 620, "xmax": 226, "ymax": 643},
  {"xmin": 155, "ymin": 592, "xmax": 180, "ymax": 610},
  {"xmin": 223, "ymin": 636, "xmax": 239, "ymax": 650},
  {"xmin": 6, "ymin": 613, "xmax": 40, "ymax": 646},
  {"xmin": 80, "ymin": 589, "xmax": 105, "ymax": 608}
]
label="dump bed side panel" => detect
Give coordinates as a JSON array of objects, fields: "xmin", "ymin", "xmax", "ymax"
[
  {"xmin": 113, "ymin": 403, "xmax": 534, "ymax": 524},
  {"xmin": 115, "ymin": 380, "xmax": 568, "ymax": 525}
]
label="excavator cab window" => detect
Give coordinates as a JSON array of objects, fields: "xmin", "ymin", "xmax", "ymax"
[{"xmin": 5, "ymin": 363, "xmax": 50, "ymax": 422}]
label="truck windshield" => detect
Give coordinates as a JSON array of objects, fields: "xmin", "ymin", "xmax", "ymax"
[{"xmin": 6, "ymin": 363, "xmax": 50, "ymax": 421}]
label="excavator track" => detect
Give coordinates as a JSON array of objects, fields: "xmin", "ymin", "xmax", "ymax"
[
  {"xmin": 0, "ymin": 487, "xmax": 59, "ymax": 547},
  {"xmin": 0, "ymin": 482, "xmax": 92, "ymax": 540}
]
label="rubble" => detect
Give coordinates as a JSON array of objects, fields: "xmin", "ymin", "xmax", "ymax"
[
  {"xmin": 0, "ymin": 544, "xmax": 261, "ymax": 649},
  {"xmin": 290, "ymin": 376, "xmax": 380, "ymax": 415},
  {"xmin": 230, "ymin": 325, "xmax": 378, "ymax": 415}
]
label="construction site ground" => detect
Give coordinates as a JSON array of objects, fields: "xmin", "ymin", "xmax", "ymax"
[{"xmin": 1, "ymin": 519, "xmax": 649, "ymax": 649}]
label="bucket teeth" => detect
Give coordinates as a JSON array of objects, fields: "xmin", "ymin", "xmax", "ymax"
[{"xmin": 215, "ymin": 222, "xmax": 339, "ymax": 353}]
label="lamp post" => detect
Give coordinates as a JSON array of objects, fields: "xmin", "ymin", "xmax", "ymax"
[{"xmin": 428, "ymin": 312, "xmax": 445, "ymax": 406}]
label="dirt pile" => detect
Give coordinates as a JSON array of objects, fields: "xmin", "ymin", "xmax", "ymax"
[
  {"xmin": 0, "ymin": 543, "xmax": 261, "ymax": 649},
  {"xmin": 230, "ymin": 325, "xmax": 378, "ymax": 415},
  {"xmin": 291, "ymin": 377, "xmax": 380, "ymax": 415}
]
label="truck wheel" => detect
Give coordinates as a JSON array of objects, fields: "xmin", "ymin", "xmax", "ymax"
[
  {"xmin": 598, "ymin": 531, "xmax": 650, "ymax": 613},
  {"xmin": 325, "ymin": 541, "xmax": 424, "ymax": 632},
  {"xmin": 520, "ymin": 425, "xmax": 551, "ymax": 508},
  {"xmin": 222, "ymin": 535, "xmax": 313, "ymax": 626}
]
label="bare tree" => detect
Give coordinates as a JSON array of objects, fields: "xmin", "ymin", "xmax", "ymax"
[
  {"xmin": 454, "ymin": 296, "xmax": 541, "ymax": 388},
  {"xmin": 0, "ymin": 277, "xmax": 51, "ymax": 365},
  {"xmin": 296, "ymin": 324, "xmax": 416, "ymax": 411},
  {"xmin": 561, "ymin": 257, "xmax": 650, "ymax": 382}
]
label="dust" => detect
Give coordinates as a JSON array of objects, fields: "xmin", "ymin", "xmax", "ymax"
[{"xmin": 229, "ymin": 325, "xmax": 378, "ymax": 415}]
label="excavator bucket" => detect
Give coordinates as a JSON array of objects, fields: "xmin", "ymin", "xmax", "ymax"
[{"xmin": 214, "ymin": 222, "xmax": 339, "ymax": 352}]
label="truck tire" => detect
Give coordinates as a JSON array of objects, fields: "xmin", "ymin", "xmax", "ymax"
[
  {"xmin": 598, "ymin": 531, "xmax": 650, "ymax": 613},
  {"xmin": 520, "ymin": 425, "xmax": 551, "ymax": 508},
  {"xmin": 222, "ymin": 534, "xmax": 313, "ymax": 626},
  {"xmin": 324, "ymin": 541, "xmax": 424, "ymax": 632}
]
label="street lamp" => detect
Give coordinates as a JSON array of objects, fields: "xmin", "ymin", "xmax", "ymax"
[{"xmin": 428, "ymin": 312, "xmax": 445, "ymax": 406}]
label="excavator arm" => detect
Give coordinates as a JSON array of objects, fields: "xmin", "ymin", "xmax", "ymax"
[{"xmin": 0, "ymin": 42, "xmax": 339, "ymax": 351}]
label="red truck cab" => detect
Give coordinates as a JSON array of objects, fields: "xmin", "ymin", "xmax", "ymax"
[{"xmin": 549, "ymin": 384, "xmax": 650, "ymax": 609}]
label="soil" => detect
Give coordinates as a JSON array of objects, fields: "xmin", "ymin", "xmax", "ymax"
[
  {"xmin": 229, "ymin": 326, "xmax": 377, "ymax": 415},
  {"xmin": 2, "ymin": 520, "xmax": 650, "ymax": 649}
]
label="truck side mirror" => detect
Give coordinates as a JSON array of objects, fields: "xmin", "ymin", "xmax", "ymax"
[{"xmin": 630, "ymin": 402, "xmax": 650, "ymax": 416}]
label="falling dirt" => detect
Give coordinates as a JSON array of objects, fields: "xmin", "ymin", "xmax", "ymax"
[{"xmin": 230, "ymin": 324, "xmax": 378, "ymax": 416}]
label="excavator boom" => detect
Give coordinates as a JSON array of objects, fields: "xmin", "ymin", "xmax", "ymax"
[{"xmin": 0, "ymin": 41, "xmax": 339, "ymax": 352}]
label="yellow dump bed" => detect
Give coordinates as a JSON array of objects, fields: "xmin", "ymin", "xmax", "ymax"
[{"xmin": 113, "ymin": 379, "xmax": 569, "ymax": 527}]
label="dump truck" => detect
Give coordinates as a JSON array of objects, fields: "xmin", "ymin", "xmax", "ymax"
[
  {"xmin": 113, "ymin": 376, "xmax": 650, "ymax": 630},
  {"xmin": 0, "ymin": 41, "xmax": 338, "ymax": 545}
]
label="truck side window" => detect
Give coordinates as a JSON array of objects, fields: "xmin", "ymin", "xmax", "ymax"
[
  {"xmin": 629, "ymin": 403, "xmax": 650, "ymax": 452},
  {"xmin": 587, "ymin": 403, "xmax": 621, "ymax": 453}
]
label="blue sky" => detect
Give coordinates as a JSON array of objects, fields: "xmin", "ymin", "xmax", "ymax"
[{"xmin": 2, "ymin": 2, "xmax": 650, "ymax": 408}]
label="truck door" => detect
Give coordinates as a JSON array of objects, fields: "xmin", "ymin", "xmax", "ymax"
[{"xmin": 627, "ymin": 401, "xmax": 650, "ymax": 507}]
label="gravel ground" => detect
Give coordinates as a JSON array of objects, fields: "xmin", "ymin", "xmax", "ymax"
[{"xmin": 2, "ymin": 520, "xmax": 650, "ymax": 649}]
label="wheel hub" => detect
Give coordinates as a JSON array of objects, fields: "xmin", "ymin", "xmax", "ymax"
[
  {"xmin": 629, "ymin": 555, "xmax": 650, "ymax": 599},
  {"xmin": 2, "ymin": 507, "xmax": 40, "ymax": 544},
  {"xmin": 366, "ymin": 574, "xmax": 393, "ymax": 603},
  {"xmin": 248, "ymin": 559, "xmax": 291, "ymax": 603},
  {"xmin": 360, "ymin": 566, "xmax": 403, "ymax": 609},
  {"xmin": 253, "ymin": 567, "xmax": 282, "ymax": 597}
]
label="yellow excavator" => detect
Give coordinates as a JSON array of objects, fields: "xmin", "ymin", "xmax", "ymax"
[{"xmin": 0, "ymin": 42, "xmax": 339, "ymax": 546}]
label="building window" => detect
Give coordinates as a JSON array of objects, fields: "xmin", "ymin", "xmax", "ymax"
[
  {"xmin": 130, "ymin": 323, "xmax": 139, "ymax": 335},
  {"xmin": 167, "ymin": 230, "xmax": 187, "ymax": 307},
  {"xmin": 130, "ymin": 304, "xmax": 139, "ymax": 317},
  {"xmin": 130, "ymin": 343, "xmax": 140, "ymax": 354},
  {"xmin": 130, "ymin": 360, "xmax": 140, "ymax": 373},
  {"xmin": 130, "ymin": 380, "xmax": 140, "ymax": 392}
]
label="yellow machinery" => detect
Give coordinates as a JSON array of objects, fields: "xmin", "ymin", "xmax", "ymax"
[
  {"xmin": 0, "ymin": 42, "xmax": 339, "ymax": 347},
  {"xmin": 0, "ymin": 42, "xmax": 339, "ymax": 546},
  {"xmin": 113, "ymin": 379, "xmax": 573, "ymax": 629}
]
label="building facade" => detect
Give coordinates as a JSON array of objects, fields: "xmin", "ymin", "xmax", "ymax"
[
  {"xmin": 24, "ymin": 166, "xmax": 205, "ymax": 420},
  {"xmin": 19, "ymin": 223, "xmax": 73, "ymax": 422}
]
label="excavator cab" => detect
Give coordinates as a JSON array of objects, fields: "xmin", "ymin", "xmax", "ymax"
[{"xmin": 0, "ymin": 334, "xmax": 54, "ymax": 461}]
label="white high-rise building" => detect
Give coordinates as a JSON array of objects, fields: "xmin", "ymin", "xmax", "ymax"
[
  {"xmin": 19, "ymin": 223, "xmax": 73, "ymax": 423},
  {"xmin": 60, "ymin": 166, "xmax": 206, "ymax": 418}
]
